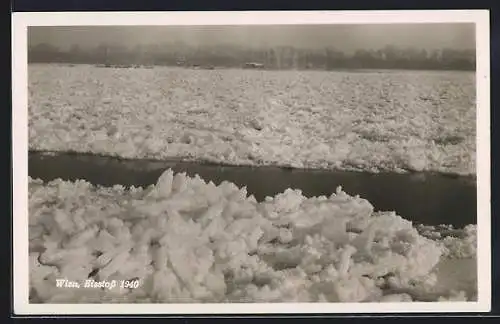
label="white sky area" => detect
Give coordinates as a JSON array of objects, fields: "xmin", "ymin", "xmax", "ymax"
[{"xmin": 28, "ymin": 24, "xmax": 475, "ymax": 53}]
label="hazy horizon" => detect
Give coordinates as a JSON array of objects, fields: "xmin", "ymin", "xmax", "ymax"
[{"xmin": 29, "ymin": 24, "xmax": 475, "ymax": 53}]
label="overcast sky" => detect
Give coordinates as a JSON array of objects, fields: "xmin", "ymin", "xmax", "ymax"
[{"xmin": 29, "ymin": 24, "xmax": 475, "ymax": 52}]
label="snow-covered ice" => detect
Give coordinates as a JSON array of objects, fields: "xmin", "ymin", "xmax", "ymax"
[
  {"xmin": 29, "ymin": 170, "xmax": 477, "ymax": 303},
  {"xmin": 28, "ymin": 64, "xmax": 476, "ymax": 176},
  {"xmin": 27, "ymin": 64, "xmax": 477, "ymax": 303}
]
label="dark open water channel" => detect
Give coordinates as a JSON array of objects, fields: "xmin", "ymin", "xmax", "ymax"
[{"xmin": 28, "ymin": 151, "xmax": 476, "ymax": 228}]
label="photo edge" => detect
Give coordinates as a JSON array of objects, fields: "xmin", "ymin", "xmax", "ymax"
[{"xmin": 14, "ymin": 9, "xmax": 490, "ymax": 314}]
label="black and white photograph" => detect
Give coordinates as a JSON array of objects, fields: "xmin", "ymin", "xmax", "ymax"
[{"xmin": 13, "ymin": 11, "xmax": 490, "ymax": 314}]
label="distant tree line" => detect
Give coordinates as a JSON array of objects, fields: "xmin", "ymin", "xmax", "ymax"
[{"xmin": 28, "ymin": 42, "xmax": 475, "ymax": 71}]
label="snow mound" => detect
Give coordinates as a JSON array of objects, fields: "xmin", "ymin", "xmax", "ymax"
[{"xmin": 28, "ymin": 170, "xmax": 475, "ymax": 303}]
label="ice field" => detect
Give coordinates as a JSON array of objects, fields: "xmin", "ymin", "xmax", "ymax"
[
  {"xmin": 29, "ymin": 64, "xmax": 476, "ymax": 176},
  {"xmin": 27, "ymin": 64, "xmax": 478, "ymax": 303}
]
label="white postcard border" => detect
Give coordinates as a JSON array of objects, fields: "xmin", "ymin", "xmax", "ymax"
[{"xmin": 12, "ymin": 10, "xmax": 491, "ymax": 315}]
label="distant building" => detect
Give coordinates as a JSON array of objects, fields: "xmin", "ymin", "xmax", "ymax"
[{"xmin": 244, "ymin": 62, "xmax": 264, "ymax": 69}]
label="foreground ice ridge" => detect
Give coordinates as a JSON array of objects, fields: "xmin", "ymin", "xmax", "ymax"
[{"xmin": 29, "ymin": 170, "xmax": 476, "ymax": 303}]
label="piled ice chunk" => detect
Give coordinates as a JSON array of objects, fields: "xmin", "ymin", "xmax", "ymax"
[{"xmin": 28, "ymin": 170, "xmax": 474, "ymax": 303}]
